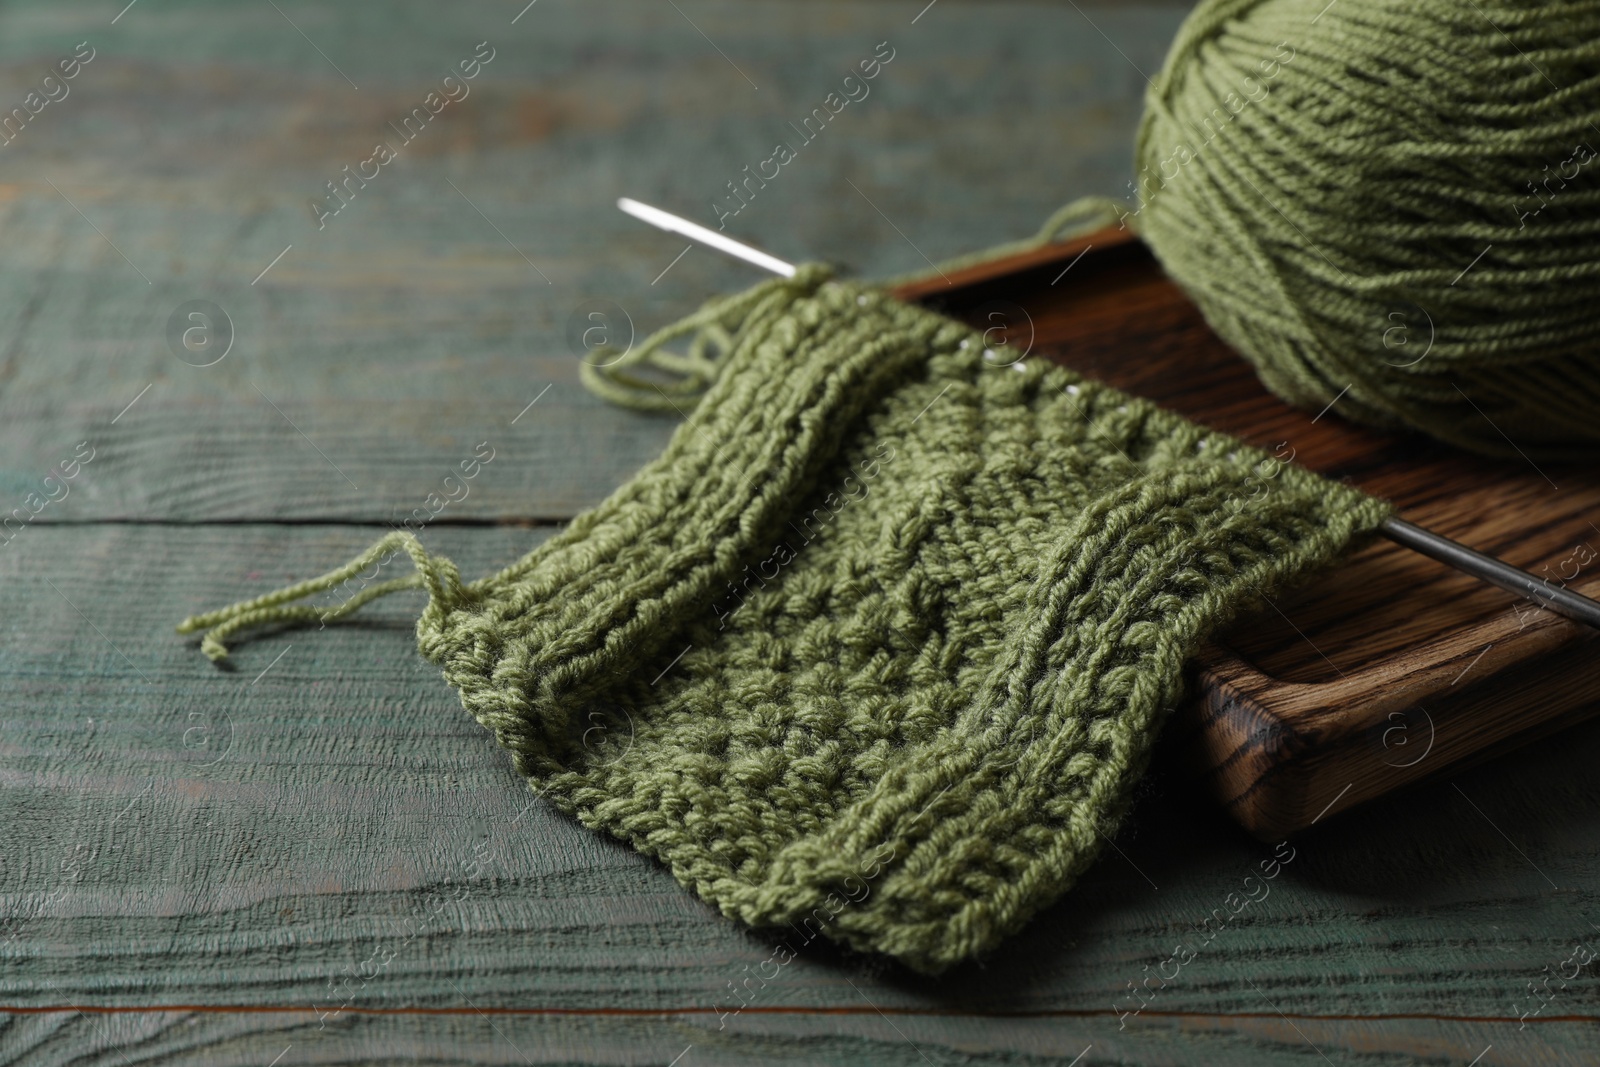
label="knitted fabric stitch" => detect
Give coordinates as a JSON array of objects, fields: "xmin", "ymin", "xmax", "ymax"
[{"xmin": 180, "ymin": 268, "xmax": 1391, "ymax": 973}]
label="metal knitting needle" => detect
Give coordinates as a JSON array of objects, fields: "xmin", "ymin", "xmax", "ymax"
[
  {"xmin": 1381, "ymin": 520, "xmax": 1600, "ymax": 629},
  {"xmin": 619, "ymin": 197, "xmax": 1600, "ymax": 632},
  {"xmin": 619, "ymin": 197, "xmax": 797, "ymax": 278}
]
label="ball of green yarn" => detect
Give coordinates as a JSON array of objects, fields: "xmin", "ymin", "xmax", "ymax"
[{"xmin": 1133, "ymin": 0, "xmax": 1600, "ymax": 459}]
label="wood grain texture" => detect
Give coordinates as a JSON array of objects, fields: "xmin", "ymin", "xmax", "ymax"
[
  {"xmin": 0, "ymin": 0, "xmax": 1166, "ymax": 523},
  {"xmin": 1, "ymin": 0, "xmax": 1596, "ymax": 1064},
  {"xmin": 903, "ymin": 233, "xmax": 1600, "ymax": 840}
]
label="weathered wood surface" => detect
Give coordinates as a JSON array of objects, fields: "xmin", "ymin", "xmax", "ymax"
[
  {"xmin": 0, "ymin": 0, "xmax": 1161, "ymax": 522},
  {"xmin": 1, "ymin": 1, "xmax": 1597, "ymax": 1065}
]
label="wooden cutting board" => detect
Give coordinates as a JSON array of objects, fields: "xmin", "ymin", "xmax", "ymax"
[{"xmin": 892, "ymin": 229, "xmax": 1600, "ymax": 841}]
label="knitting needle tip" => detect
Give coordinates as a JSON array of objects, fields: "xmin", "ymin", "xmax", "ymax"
[{"xmin": 618, "ymin": 198, "xmax": 797, "ymax": 278}]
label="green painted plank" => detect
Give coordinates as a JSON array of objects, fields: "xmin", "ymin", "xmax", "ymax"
[
  {"xmin": 1, "ymin": 525, "xmax": 1597, "ymax": 1065},
  {"xmin": 0, "ymin": 0, "xmax": 1181, "ymax": 522},
  {"xmin": 0, "ymin": 391, "xmax": 674, "ymax": 525},
  {"xmin": 3, "ymin": 1009, "xmax": 1595, "ymax": 1066}
]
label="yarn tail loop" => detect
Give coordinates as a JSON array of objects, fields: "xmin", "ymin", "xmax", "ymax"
[
  {"xmin": 175, "ymin": 531, "xmax": 465, "ymax": 662},
  {"xmin": 579, "ymin": 264, "xmax": 833, "ymax": 413}
]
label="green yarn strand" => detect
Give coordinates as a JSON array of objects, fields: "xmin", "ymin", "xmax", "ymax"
[
  {"xmin": 579, "ymin": 264, "xmax": 834, "ymax": 413},
  {"xmin": 176, "ymin": 531, "xmax": 465, "ymax": 662},
  {"xmin": 879, "ymin": 195, "xmax": 1131, "ymax": 287}
]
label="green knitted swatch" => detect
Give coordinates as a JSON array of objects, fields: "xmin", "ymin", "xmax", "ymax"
[{"xmin": 181, "ymin": 268, "xmax": 1391, "ymax": 973}]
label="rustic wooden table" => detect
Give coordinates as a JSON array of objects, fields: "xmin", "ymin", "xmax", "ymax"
[{"xmin": 1, "ymin": 1, "xmax": 1595, "ymax": 1064}]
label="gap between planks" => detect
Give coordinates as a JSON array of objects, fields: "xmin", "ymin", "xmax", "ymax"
[
  {"xmin": 1, "ymin": 1005, "xmax": 1595, "ymax": 1025},
  {"xmin": 15, "ymin": 516, "xmax": 578, "ymax": 528}
]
